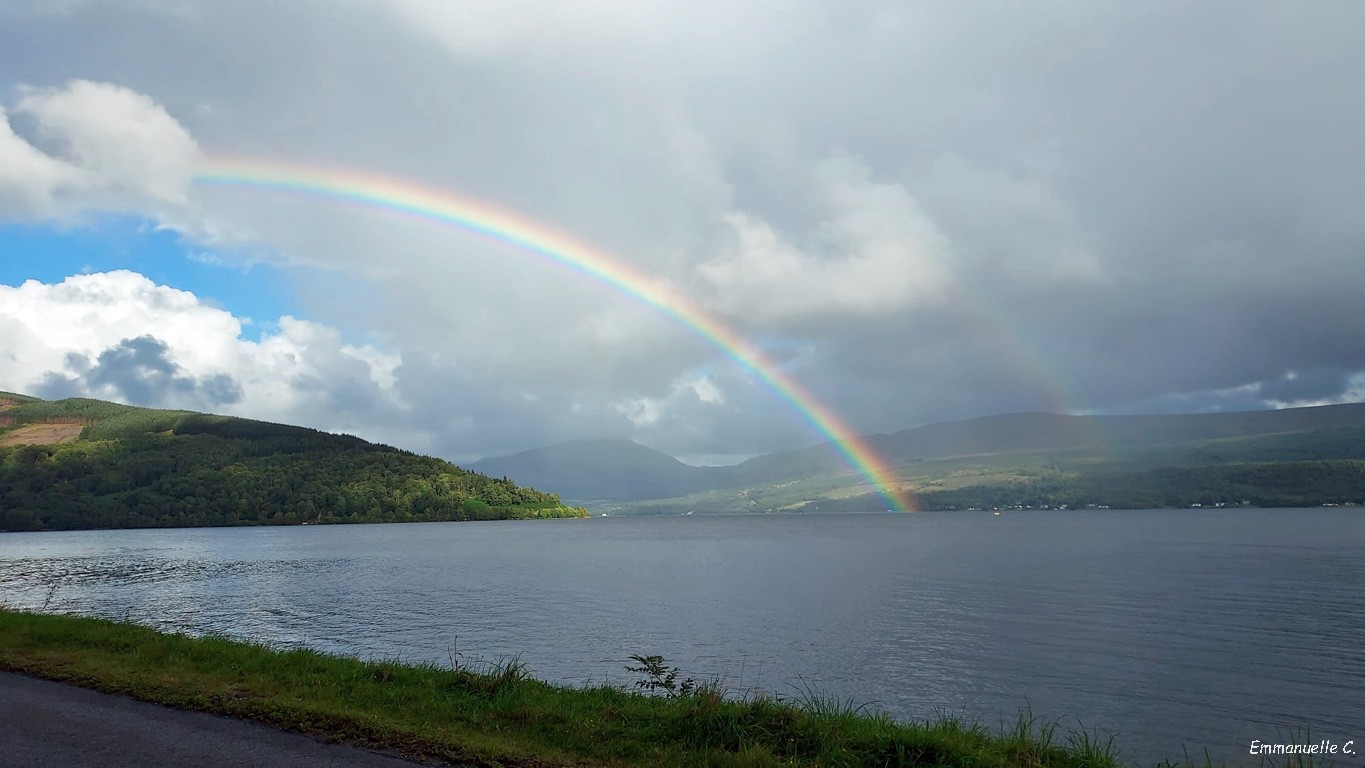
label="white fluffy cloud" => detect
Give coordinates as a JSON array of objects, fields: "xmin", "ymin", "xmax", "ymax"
[
  {"xmin": 697, "ymin": 155, "xmax": 952, "ymax": 325},
  {"xmin": 0, "ymin": 271, "xmax": 402, "ymax": 437},
  {"xmin": 0, "ymin": 80, "xmax": 199, "ymax": 220},
  {"xmin": 1, "ymin": 2, "xmax": 1363, "ymax": 462},
  {"xmin": 613, "ymin": 373, "xmax": 726, "ymax": 428},
  {"xmin": 0, "ymin": 107, "xmax": 77, "ymax": 214}
]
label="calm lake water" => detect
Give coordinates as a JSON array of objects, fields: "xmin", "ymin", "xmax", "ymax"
[{"xmin": 1, "ymin": 509, "xmax": 1362, "ymax": 765}]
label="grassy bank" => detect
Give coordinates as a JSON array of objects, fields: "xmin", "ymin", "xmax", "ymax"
[{"xmin": 0, "ymin": 610, "xmax": 1131, "ymax": 767}]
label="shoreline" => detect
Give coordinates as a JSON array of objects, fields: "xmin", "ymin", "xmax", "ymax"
[{"xmin": 1, "ymin": 503, "xmax": 1358, "ymax": 535}]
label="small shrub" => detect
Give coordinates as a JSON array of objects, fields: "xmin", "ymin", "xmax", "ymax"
[{"xmin": 626, "ymin": 654, "xmax": 696, "ymax": 697}]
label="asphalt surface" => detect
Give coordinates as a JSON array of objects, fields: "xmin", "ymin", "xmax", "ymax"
[{"xmin": 0, "ymin": 671, "xmax": 439, "ymax": 767}]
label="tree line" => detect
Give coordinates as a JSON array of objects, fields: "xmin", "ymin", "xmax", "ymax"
[
  {"xmin": 0, "ymin": 404, "xmax": 587, "ymax": 531},
  {"xmin": 914, "ymin": 460, "xmax": 1365, "ymax": 511}
]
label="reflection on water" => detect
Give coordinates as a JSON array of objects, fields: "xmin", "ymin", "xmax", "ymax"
[
  {"xmin": 0, "ymin": 551, "xmax": 351, "ymax": 646},
  {"xmin": 1, "ymin": 555, "xmax": 341, "ymax": 587},
  {"xmin": 1, "ymin": 510, "xmax": 1362, "ymax": 766}
]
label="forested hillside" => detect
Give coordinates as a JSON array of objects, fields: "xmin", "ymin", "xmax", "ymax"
[{"xmin": 0, "ymin": 394, "xmax": 587, "ymax": 531}]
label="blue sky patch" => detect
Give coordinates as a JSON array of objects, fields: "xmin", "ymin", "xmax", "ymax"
[{"xmin": 0, "ymin": 217, "xmax": 299, "ymax": 341}]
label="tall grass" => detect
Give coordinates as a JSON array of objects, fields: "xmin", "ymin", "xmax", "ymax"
[{"xmin": 0, "ymin": 609, "xmax": 1302, "ymax": 768}]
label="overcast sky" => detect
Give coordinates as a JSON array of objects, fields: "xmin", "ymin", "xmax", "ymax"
[{"xmin": 1, "ymin": 1, "xmax": 1362, "ymax": 465}]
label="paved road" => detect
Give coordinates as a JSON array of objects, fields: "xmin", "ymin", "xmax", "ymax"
[{"xmin": 0, "ymin": 672, "xmax": 440, "ymax": 767}]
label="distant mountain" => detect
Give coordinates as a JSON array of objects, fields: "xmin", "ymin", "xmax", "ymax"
[
  {"xmin": 0, "ymin": 393, "xmax": 586, "ymax": 531},
  {"xmin": 876, "ymin": 405, "xmax": 1365, "ymax": 459},
  {"xmin": 468, "ymin": 439, "xmax": 717, "ymax": 501},
  {"xmin": 473, "ymin": 404, "xmax": 1365, "ymax": 511},
  {"xmin": 731, "ymin": 404, "xmax": 1365, "ymax": 483}
]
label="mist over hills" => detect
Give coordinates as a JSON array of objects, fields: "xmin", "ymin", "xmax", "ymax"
[
  {"xmin": 471, "ymin": 404, "xmax": 1365, "ymax": 511},
  {"xmin": 468, "ymin": 439, "xmax": 714, "ymax": 501}
]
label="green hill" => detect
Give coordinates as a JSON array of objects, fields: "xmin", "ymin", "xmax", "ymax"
[{"xmin": 0, "ymin": 394, "xmax": 587, "ymax": 532}]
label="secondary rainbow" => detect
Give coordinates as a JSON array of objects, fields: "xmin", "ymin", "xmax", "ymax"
[{"xmin": 195, "ymin": 156, "xmax": 914, "ymax": 511}]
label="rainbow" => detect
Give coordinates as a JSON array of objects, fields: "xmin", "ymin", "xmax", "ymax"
[{"xmin": 194, "ymin": 156, "xmax": 915, "ymax": 511}]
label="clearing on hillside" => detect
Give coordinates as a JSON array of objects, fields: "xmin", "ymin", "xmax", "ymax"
[{"xmin": 0, "ymin": 423, "xmax": 85, "ymax": 447}]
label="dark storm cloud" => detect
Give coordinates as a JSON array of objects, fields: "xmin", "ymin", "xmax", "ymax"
[
  {"xmin": 3, "ymin": 1, "xmax": 1364, "ymax": 461},
  {"xmin": 1256, "ymin": 367, "xmax": 1353, "ymax": 405},
  {"xmin": 37, "ymin": 335, "xmax": 243, "ymax": 408}
]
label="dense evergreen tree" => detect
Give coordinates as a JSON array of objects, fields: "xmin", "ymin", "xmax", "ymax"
[{"xmin": 0, "ymin": 396, "xmax": 586, "ymax": 532}]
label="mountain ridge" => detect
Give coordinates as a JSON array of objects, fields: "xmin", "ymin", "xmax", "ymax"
[{"xmin": 472, "ymin": 403, "xmax": 1365, "ymax": 509}]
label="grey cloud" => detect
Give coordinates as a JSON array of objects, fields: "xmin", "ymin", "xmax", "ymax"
[
  {"xmin": 1258, "ymin": 367, "xmax": 1353, "ymax": 405},
  {"xmin": 36, "ymin": 335, "xmax": 243, "ymax": 408},
  {"xmin": 2, "ymin": 1, "xmax": 1364, "ymax": 461},
  {"xmin": 31, "ymin": 352, "xmax": 90, "ymax": 401},
  {"xmin": 1103, "ymin": 367, "xmax": 1357, "ymax": 417}
]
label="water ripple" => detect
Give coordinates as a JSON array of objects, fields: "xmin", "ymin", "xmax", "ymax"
[{"xmin": 0, "ymin": 510, "xmax": 1361, "ymax": 766}]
